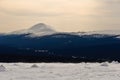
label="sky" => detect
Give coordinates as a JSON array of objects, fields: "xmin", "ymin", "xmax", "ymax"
[{"xmin": 0, "ymin": 0, "xmax": 120, "ymax": 32}]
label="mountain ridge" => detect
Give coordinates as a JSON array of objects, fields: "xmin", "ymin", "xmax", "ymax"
[{"xmin": 7, "ymin": 23, "xmax": 120, "ymax": 37}]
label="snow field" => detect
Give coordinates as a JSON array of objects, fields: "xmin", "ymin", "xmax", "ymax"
[{"xmin": 0, "ymin": 62, "xmax": 120, "ymax": 80}]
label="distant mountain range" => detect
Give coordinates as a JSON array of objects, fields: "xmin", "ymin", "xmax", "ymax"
[{"xmin": 0, "ymin": 23, "xmax": 120, "ymax": 62}]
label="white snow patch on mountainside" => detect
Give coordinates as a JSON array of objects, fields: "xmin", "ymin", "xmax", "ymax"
[
  {"xmin": 74, "ymin": 30, "xmax": 120, "ymax": 35},
  {"xmin": 116, "ymin": 36, "xmax": 120, "ymax": 39},
  {"xmin": 0, "ymin": 62, "xmax": 120, "ymax": 80},
  {"xmin": 86, "ymin": 30, "xmax": 120, "ymax": 35}
]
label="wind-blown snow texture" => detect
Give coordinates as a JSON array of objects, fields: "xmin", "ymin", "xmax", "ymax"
[{"xmin": 0, "ymin": 62, "xmax": 120, "ymax": 80}]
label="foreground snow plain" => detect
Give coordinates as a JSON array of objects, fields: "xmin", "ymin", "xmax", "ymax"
[{"xmin": 0, "ymin": 62, "xmax": 120, "ymax": 80}]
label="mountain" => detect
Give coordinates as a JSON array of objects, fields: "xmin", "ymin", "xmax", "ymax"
[
  {"xmin": 9, "ymin": 23, "xmax": 120, "ymax": 37},
  {"xmin": 0, "ymin": 23, "xmax": 120, "ymax": 62},
  {"xmin": 11, "ymin": 23, "xmax": 56, "ymax": 37}
]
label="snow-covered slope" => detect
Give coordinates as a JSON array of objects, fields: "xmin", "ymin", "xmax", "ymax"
[
  {"xmin": 87, "ymin": 30, "xmax": 120, "ymax": 35},
  {"xmin": 71, "ymin": 30, "xmax": 120, "ymax": 36},
  {"xmin": 68, "ymin": 30, "xmax": 120, "ymax": 38},
  {"xmin": 0, "ymin": 62, "xmax": 120, "ymax": 80},
  {"xmin": 11, "ymin": 23, "xmax": 56, "ymax": 37}
]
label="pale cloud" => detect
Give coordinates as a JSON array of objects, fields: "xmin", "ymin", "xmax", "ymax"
[
  {"xmin": 97, "ymin": 0, "xmax": 120, "ymax": 15},
  {"xmin": 0, "ymin": 0, "xmax": 64, "ymax": 16},
  {"xmin": 0, "ymin": 0, "xmax": 99, "ymax": 16}
]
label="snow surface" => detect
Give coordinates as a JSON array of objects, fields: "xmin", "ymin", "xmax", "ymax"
[{"xmin": 0, "ymin": 62, "xmax": 120, "ymax": 80}]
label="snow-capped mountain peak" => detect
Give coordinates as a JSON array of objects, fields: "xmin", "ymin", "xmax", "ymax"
[
  {"xmin": 11, "ymin": 23, "xmax": 56, "ymax": 37},
  {"xmin": 29, "ymin": 23, "xmax": 54, "ymax": 32}
]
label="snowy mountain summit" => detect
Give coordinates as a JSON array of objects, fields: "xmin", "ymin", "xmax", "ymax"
[
  {"xmin": 11, "ymin": 23, "xmax": 56, "ymax": 36},
  {"xmin": 29, "ymin": 23, "xmax": 55, "ymax": 33}
]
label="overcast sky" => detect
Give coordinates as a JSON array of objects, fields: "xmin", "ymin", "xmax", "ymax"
[{"xmin": 0, "ymin": 0, "xmax": 120, "ymax": 32}]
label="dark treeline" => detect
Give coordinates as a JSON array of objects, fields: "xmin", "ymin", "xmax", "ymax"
[{"xmin": 0, "ymin": 33, "xmax": 120, "ymax": 63}]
